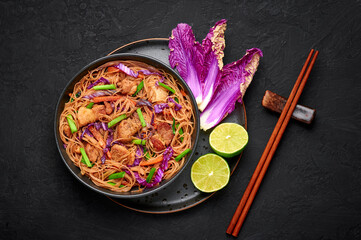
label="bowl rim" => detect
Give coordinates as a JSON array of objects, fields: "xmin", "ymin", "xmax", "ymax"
[{"xmin": 54, "ymin": 53, "xmax": 200, "ymax": 199}]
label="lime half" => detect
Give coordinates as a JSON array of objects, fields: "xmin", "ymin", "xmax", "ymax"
[
  {"xmin": 191, "ymin": 154, "xmax": 230, "ymax": 193},
  {"xmin": 209, "ymin": 123, "xmax": 248, "ymax": 158}
]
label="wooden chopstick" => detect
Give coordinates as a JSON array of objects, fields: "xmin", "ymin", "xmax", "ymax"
[
  {"xmin": 226, "ymin": 49, "xmax": 319, "ymax": 237},
  {"xmin": 226, "ymin": 49, "xmax": 315, "ymax": 235}
]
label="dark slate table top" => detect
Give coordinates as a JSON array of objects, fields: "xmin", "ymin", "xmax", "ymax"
[{"xmin": 1, "ymin": 1, "xmax": 361, "ymax": 239}]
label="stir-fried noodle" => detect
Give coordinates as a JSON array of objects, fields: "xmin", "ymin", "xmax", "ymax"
[{"xmin": 59, "ymin": 60, "xmax": 195, "ymax": 192}]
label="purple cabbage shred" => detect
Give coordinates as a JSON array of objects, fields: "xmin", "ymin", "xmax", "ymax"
[
  {"xmin": 101, "ymin": 122, "xmax": 108, "ymax": 131},
  {"xmin": 154, "ymin": 103, "xmax": 169, "ymax": 113},
  {"xmin": 82, "ymin": 90, "xmax": 116, "ymax": 100},
  {"xmin": 111, "ymin": 140, "xmax": 125, "ymax": 146},
  {"xmin": 150, "ymin": 113, "xmax": 155, "ymax": 125},
  {"xmin": 87, "ymin": 77, "xmax": 110, "ymax": 89},
  {"xmin": 136, "ymin": 99, "xmax": 153, "ymax": 108},
  {"xmin": 169, "ymin": 98, "xmax": 182, "ymax": 111},
  {"xmin": 114, "ymin": 63, "xmax": 161, "ymax": 79}
]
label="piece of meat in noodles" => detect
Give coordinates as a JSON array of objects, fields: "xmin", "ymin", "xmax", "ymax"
[
  {"xmin": 145, "ymin": 77, "xmax": 168, "ymax": 102},
  {"xmin": 150, "ymin": 122, "xmax": 174, "ymax": 151},
  {"xmin": 77, "ymin": 105, "xmax": 106, "ymax": 127},
  {"xmin": 92, "ymin": 104, "xmax": 106, "ymax": 118},
  {"xmin": 150, "ymin": 135, "xmax": 165, "ymax": 151},
  {"xmin": 63, "ymin": 125, "xmax": 72, "ymax": 137},
  {"xmin": 118, "ymin": 78, "xmax": 140, "ymax": 95},
  {"xmin": 157, "ymin": 122, "xmax": 174, "ymax": 145},
  {"xmin": 116, "ymin": 115, "xmax": 142, "ymax": 141},
  {"xmin": 104, "ymin": 101, "xmax": 113, "ymax": 115},
  {"xmin": 85, "ymin": 143, "xmax": 100, "ymax": 163},
  {"xmin": 110, "ymin": 144, "xmax": 130, "ymax": 162}
]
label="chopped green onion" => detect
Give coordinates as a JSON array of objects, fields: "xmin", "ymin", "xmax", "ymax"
[
  {"xmin": 81, "ymin": 157, "xmax": 94, "ymax": 167},
  {"xmin": 86, "ymin": 102, "xmax": 94, "ymax": 109},
  {"xmin": 66, "ymin": 114, "xmax": 78, "ymax": 133},
  {"xmin": 108, "ymin": 172, "xmax": 125, "ymax": 180},
  {"xmin": 132, "ymin": 139, "xmax": 146, "ymax": 145},
  {"xmin": 132, "ymin": 80, "xmax": 144, "ymax": 97},
  {"xmin": 174, "ymin": 97, "xmax": 179, "ymax": 103},
  {"xmin": 108, "ymin": 182, "xmax": 125, "ymax": 188},
  {"xmin": 175, "ymin": 123, "xmax": 184, "ymax": 142},
  {"xmin": 108, "ymin": 114, "xmax": 127, "ymax": 128},
  {"xmin": 175, "ymin": 149, "xmax": 191, "ymax": 162},
  {"xmin": 93, "ymin": 84, "xmax": 116, "ymax": 90},
  {"xmin": 70, "ymin": 98, "xmax": 74, "ymax": 102},
  {"xmin": 146, "ymin": 167, "xmax": 157, "ymax": 183},
  {"xmin": 76, "ymin": 91, "xmax": 81, "ymax": 97},
  {"xmin": 172, "ymin": 118, "xmax": 176, "ymax": 134},
  {"xmin": 143, "ymin": 148, "xmax": 151, "ymax": 160},
  {"xmin": 80, "ymin": 147, "xmax": 92, "ymax": 167},
  {"xmin": 137, "ymin": 108, "xmax": 147, "ymax": 127},
  {"xmin": 158, "ymin": 82, "xmax": 175, "ymax": 94}
]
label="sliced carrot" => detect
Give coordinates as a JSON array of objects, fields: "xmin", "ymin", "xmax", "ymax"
[
  {"xmin": 107, "ymin": 66, "xmax": 120, "ymax": 73},
  {"xmin": 137, "ymin": 72, "xmax": 144, "ymax": 79},
  {"xmin": 128, "ymin": 98, "xmax": 137, "ymax": 105},
  {"xmin": 88, "ymin": 126, "xmax": 112, "ymax": 159},
  {"xmin": 106, "ymin": 150, "xmax": 112, "ymax": 159},
  {"xmin": 88, "ymin": 126, "xmax": 106, "ymax": 148},
  {"xmin": 92, "ymin": 96, "xmax": 123, "ymax": 103},
  {"xmin": 139, "ymin": 155, "xmax": 163, "ymax": 166},
  {"xmin": 180, "ymin": 89, "xmax": 187, "ymax": 97}
]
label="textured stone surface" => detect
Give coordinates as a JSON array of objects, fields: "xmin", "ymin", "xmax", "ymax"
[{"xmin": 1, "ymin": 0, "xmax": 361, "ymax": 239}]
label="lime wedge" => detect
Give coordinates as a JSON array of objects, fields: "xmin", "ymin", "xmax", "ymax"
[
  {"xmin": 191, "ymin": 154, "xmax": 230, "ymax": 193},
  {"xmin": 209, "ymin": 123, "xmax": 248, "ymax": 158}
]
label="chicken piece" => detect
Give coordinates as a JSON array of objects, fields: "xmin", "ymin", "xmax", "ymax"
[
  {"xmin": 130, "ymin": 166, "xmax": 146, "ymax": 175},
  {"xmin": 128, "ymin": 152, "xmax": 135, "ymax": 165},
  {"xmin": 156, "ymin": 122, "xmax": 174, "ymax": 145},
  {"xmin": 104, "ymin": 101, "xmax": 113, "ymax": 115},
  {"xmin": 116, "ymin": 115, "xmax": 142, "ymax": 141},
  {"xmin": 143, "ymin": 112, "xmax": 152, "ymax": 124},
  {"xmin": 63, "ymin": 125, "xmax": 72, "ymax": 138},
  {"xmin": 77, "ymin": 105, "xmax": 107, "ymax": 127},
  {"xmin": 110, "ymin": 145, "xmax": 130, "ymax": 161},
  {"xmin": 78, "ymin": 107, "xmax": 97, "ymax": 127},
  {"xmin": 150, "ymin": 135, "xmax": 165, "ymax": 151},
  {"xmin": 85, "ymin": 143, "xmax": 100, "ymax": 163},
  {"xmin": 118, "ymin": 78, "xmax": 139, "ymax": 95},
  {"xmin": 145, "ymin": 78, "xmax": 168, "ymax": 102},
  {"xmin": 92, "ymin": 104, "xmax": 106, "ymax": 118}
]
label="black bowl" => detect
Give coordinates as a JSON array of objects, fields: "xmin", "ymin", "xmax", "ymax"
[{"xmin": 54, "ymin": 53, "xmax": 200, "ymax": 199}]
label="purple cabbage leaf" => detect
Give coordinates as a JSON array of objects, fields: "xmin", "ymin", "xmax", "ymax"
[
  {"xmin": 169, "ymin": 23, "xmax": 204, "ymax": 105},
  {"xmin": 200, "ymin": 48, "xmax": 263, "ymax": 131},
  {"xmin": 169, "ymin": 20, "xmax": 227, "ymax": 110},
  {"xmin": 198, "ymin": 19, "xmax": 227, "ymax": 111}
]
